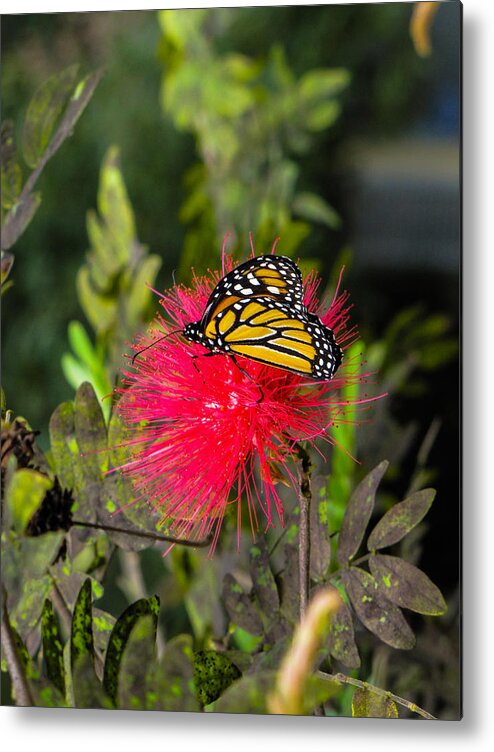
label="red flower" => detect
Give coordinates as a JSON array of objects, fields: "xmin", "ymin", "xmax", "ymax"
[{"xmin": 113, "ymin": 244, "xmax": 378, "ymax": 553}]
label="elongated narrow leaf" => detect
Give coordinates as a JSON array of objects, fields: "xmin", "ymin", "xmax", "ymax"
[
  {"xmin": 352, "ymin": 687, "xmax": 399, "ymax": 718},
  {"xmin": 41, "ymin": 599, "xmax": 65, "ymax": 696},
  {"xmin": 74, "ymin": 381, "xmax": 107, "ymax": 472},
  {"xmin": 369, "ymin": 554, "xmax": 447, "ymax": 615},
  {"xmin": 103, "ymin": 595, "xmax": 159, "ymax": 705},
  {"xmin": 327, "ymin": 598, "xmax": 360, "ymax": 668},
  {"xmin": 193, "ymin": 650, "xmax": 242, "ymax": 707},
  {"xmin": 48, "ymin": 400, "xmax": 78, "ymax": 490},
  {"xmin": 292, "ymin": 192, "xmax": 341, "ymax": 229},
  {"xmin": 34, "ymin": 69, "xmax": 103, "ymax": 178},
  {"xmin": 1, "ymin": 121, "xmax": 22, "ymax": 209},
  {"xmin": 367, "ymin": 489, "xmax": 436, "ymax": 551},
  {"xmin": 341, "ymin": 568, "xmax": 415, "ymax": 650},
  {"xmin": 117, "ymin": 615, "xmax": 157, "ymax": 710},
  {"xmin": 70, "ymin": 578, "xmax": 94, "ymax": 669},
  {"xmin": 310, "ymin": 476, "xmax": 332, "ymax": 579},
  {"xmin": 22, "ymin": 65, "xmax": 80, "ymax": 169},
  {"xmin": 337, "ymin": 460, "xmax": 389, "ymax": 565}
]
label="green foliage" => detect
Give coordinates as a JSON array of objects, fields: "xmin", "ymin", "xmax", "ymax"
[
  {"xmin": 103, "ymin": 595, "xmax": 159, "ymax": 705},
  {"xmin": 336, "ymin": 460, "xmax": 389, "ymax": 565},
  {"xmin": 193, "ymin": 650, "xmax": 241, "ymax": 706},
  {"xmin": 158, "ymin": 9, "xmax": 348, "ymax": 276},
  {"xmin": 0, "ymin": 66, "xmax": 102, "ymax": 253},
  {"xmin": 352, "ymin": 687, "xmax": 399, "ymax": 719},
  {"xmin": 1, "ymin": 8, "xmax": 459, "ymax": 717},
  {"xmin": 41, "ymin": 599, "xmax": 65, "ymax": 696},
  {"xmin": 64, "ymin": 146, "xmax": 162, "ymax": 399}
]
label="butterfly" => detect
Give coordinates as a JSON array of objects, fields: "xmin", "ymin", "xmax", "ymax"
[{"xmin": 182, "ymin": 255, "xmax": 343, "ymax": 380}]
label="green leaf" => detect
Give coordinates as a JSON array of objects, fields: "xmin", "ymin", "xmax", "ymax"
[
  {"xmin": 310, "ymin": 476, "xmax": 332, "ymax": 580},
  {"xmin": 6, "ymin": 468, "xmax": 53, "ymax": 533},
  {"xmin": 209, "ymin": 671, "xmax": 276, "ymax": 714},
  {"xmin": 126, "ymin": 254, "xmax": 162, "ymax": 327},
  {"xmin": 70, "ymin": 578, "xmax": 94, "ymax": 670},
  {"xmin": 61, "ymin": 353, "xmax": 92, "ymax": 392},
  {"xmin": 76, "ymin": 266, "xmax": 118, "ymax": 334},
  {"xmin": 305, "ymin": 100, "xmax": 341, "ymax": 131},
  {"xmin": 22, "ymin": 64, "xmax": 80, "ymax": 169},
  {"xmin": 369, "ymin": 554, "xmax": 447, "ymax": 616},
  {"xmin": 12, "ymin": 533, "xmax": 65, "ymax": 581},
  {"xmin": 341, "ymin": 567, "xmax": 415, "ymax": 650},
  {"xmin": 74, "ymin": 381, "xmax": 108, "ymax": 480},
  {"xmin": 327, "ymin": 598, "xmax": 360, "ymax": 669},
  {"xmin": 48, "ymin": 400, "xmax": 79, "ymax": 491},
  {"xmin": 37, "ymin": 68, "xmax": 103, "ymax": 176},
  {"xmin": 367, "ymin": 488, "xmax": 436, "ymax": 551},
  {"xmin": 337, "ymin": 460, "xmax": 389, "ymax": 565},
  {"xmin": 67, "ymin": 320, "xmax": 98, "ymax": 370},
  {"xmin": 352, "ymin": 687, "xmax": 399, "ymax": 718},
  {"xmin": 1, "ymin": 121, "xmax": 22, "ymax": 209},
  {"xmin": 117, "ymin": 615, "xmax": 158, "ymax": 710},
  {"xmin": 292, "ymin": 192, "xmax": 341, "ymax": 229},
  {"xmin": 193, "ymin": 650, "xmax": 242, "ymax": 706},
  {"xmin": 222, "ymin": 573, "xmax": 263, "ymax": 636},
  {"xmin": 299, "ymin": 68, "xmax": 350, "ymax": 101},
  {"xmin": 103, "ymin": 595, "xmax": 159, "ymax": 705},
  {"xmin": 41, "ymin": 599, "xmax": 65, "ymax": 696},
  {"xmin": 8, "ymin": 574, "xmax": 53, "ymax": 642},
  {"xmin": 97, "ymin": 146, "xmax": 136, "ymax": 265}
]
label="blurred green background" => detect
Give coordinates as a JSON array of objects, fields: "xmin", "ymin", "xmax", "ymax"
[{"xmin": 2, "ymin": 3, "xmax": 460, "ymax": 714}]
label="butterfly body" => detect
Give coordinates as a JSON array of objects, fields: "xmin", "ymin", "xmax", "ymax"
[{"xmin": 182, "ymin": 255, "xmax": 343, "ymax": 380}]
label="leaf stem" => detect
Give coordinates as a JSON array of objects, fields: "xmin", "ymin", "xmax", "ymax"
[
  {"xmin": 321, "ymin": 671, "xmax": 437, "ymax": 720},
  {"xmin": 71, "ymin": 519, "xmax": 213, "ymax": 549},
  {"xmin": 294, "ymin": 443, "xmax": 313, "ymax": 620},
  {"xmin": 1, "ymin": 588, "xmax": 34, "ymax": 707}
]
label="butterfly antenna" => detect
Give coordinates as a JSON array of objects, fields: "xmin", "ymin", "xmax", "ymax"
[{"xmin": 132, "ymin": 329, "xmax": 182, "ymax": 365}]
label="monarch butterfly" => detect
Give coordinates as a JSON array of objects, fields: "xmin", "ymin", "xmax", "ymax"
[{"xmin": 182, "ymin": 255, "xmax": 343, "ymax": 380}]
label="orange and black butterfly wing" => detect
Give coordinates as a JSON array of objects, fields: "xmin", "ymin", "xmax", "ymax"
[
  {"xmin": 205, "ymin": 296, "xmax": 342, "ymax": 380},
  {"xmin": 199, "ymin": 255, "xmax": 305, "ymax": 327},
  {"xmin": 182, "ymin": 255, "xmax": 342, "ymax": 380}
]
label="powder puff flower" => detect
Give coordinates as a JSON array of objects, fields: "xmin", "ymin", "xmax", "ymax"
[{"xmin": 113, "ymin": 241, "xmax": 376, "ymax": 552}]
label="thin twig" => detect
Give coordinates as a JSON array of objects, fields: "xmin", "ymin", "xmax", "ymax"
[
  {"xmin": 294, "ymin": 443, "xmax": 313, "ymax": 621},
  {"xmin": 72, "ymin": 519, "xmax": 213, "ymax": 549},
  {"xmin": 321, "ymin": 671, "xmax": 437, "ymax": 720},
  {"xmin": 1, "ymin": 588, "xmax": 34, "ymax": 707}
]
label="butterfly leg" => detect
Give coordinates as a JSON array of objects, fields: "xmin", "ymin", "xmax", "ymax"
[
  {"xmin": 229, "ymin": 354, "xmax": 264, "ymax": 404},
  {"xmin": 190, "ymin": 351, "xmax": 216, "ymax": 379}
]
